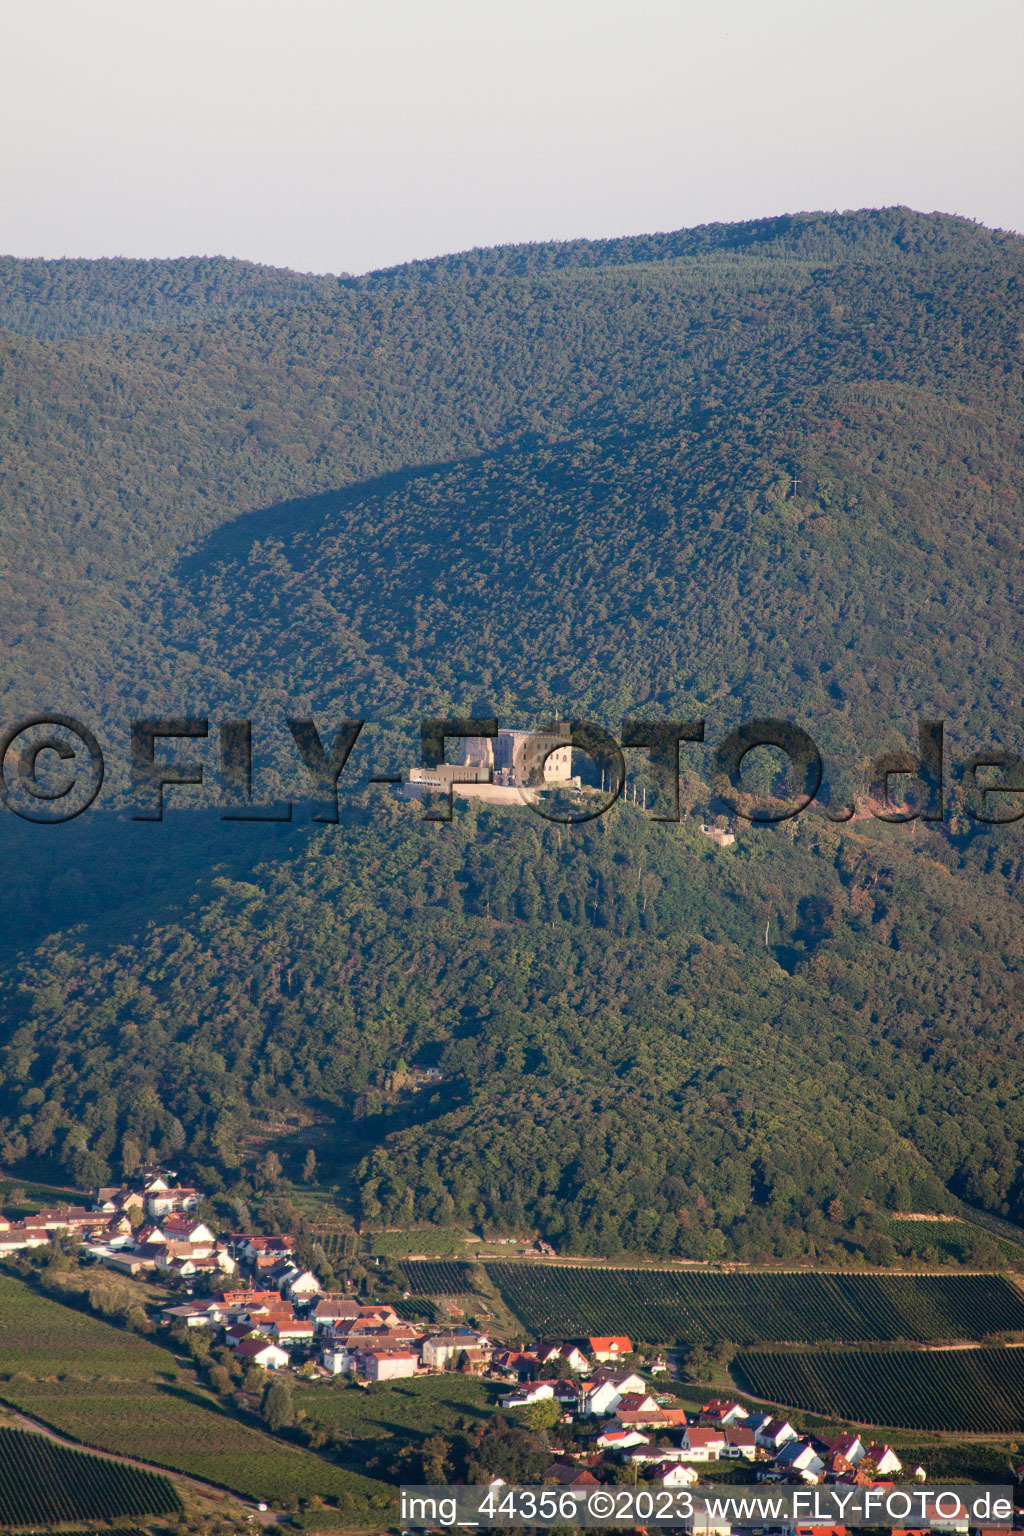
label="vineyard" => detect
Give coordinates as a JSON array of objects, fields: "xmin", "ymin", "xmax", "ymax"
[
  {"xmin": 402, "ymin": 1261, "xmax": 475, "ymax": 1294},
  {"xmin": 0, "ymin": 1426, "xmax": 181, "ymax": 1525},
  {"xmin": 1, "ymin": 1378, "xmax": 389, "ymax": 1508},
  {"xmin": 888, "ymin": 1220, "xmax": 1024, "ymax": 1268},
  {"xmin": 370, "ymin": 1228, "xmax": 472, "ymax": 1258},
  {"xmin": 484, "ymin": 1265, "xmax": 1024, "ymax": 1343},
  {"xmin": 735, "ymin": 1346, "xmax": 1024, "ymax": 1433},
  {"xmin": 0, "ymin": 1273, "xmax": 391, "ymax": 1512}
]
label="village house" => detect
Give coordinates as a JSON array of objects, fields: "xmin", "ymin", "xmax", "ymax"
[
  {"xmin": 421, "ymin": 1330, "xmax": 491, "ymax": 1370},
  {"xmin": 357, "ymin": 1348, "xmax": 419, "ymax": 1381},
  {"xmin": 160, "ymin": 1215, "xmax": 215, "ymax": 1248},
  {"xmin": 237, "ymin": 1234, "xmax": 295, "ymax": 1265},
  {"xmin": 586, "ymin": 1335, "xmax": 632, "ymax": 1363},
  {"xmin": 753, "ymin": 1415, "xmax": 800, "ymax": 1451},
  {"xmin": 235, "ymin": 1338, "xmax": 289, "ymax": 1370},
  {"xmin": 282, "ymin": 1267, "xmax": 322, "ymax": 1300},
  {"xmin": 679, "ymin": 1426, "xmax": 727, "ymax": 1462},
  {"xmin": 594, "ymin": 1427, "xmax": 650, "ymax": 1452},
  {"xmin": 830, "ymin": 1434, "xmax": 865, "ymax": 1465},
  {"xmin": 775, "ymin": 1440, "xmax": 826, "ymax": 1481},
  {"xmin": 534, "ymin": 1341, "xmax": 590, "ymax": 1373},
  {"xmin": 491, "ymin": 1347, "xmax": 540, "ymax": 1376},
  {"xmin": 701, "ymin": 1398, "xmax": 750, "ymax": 1427},
  {"xmin": 501, "ymin": 1381, "xmax": 556, "ymax": 1409},
  {"xmin": 94, "ymin": 1185, "xmax": 147, "ymax": 1220},
  {"xmin": 615, "ymin": 1405, "xmax": 690, "ymax": 1431},
  {"xmin": 581, "ymin": 1370, "xmax": 647, "ymax": 1415},
  {"xmin": 544, "ymin": 1463, "xmax": 600, "ymax": 1489},
  {"xmin": 647, "ymin": 1460, "xmax": 700, "ymax": 1488},
  {"xmin": 268, "ymin": 1319, "xmax": 316, "ymax": 1345},
  {"xmin": 864, "ymin": 1444, "xmax": 903, "ymax": 1476},
  {"xmin": 0, "ymin": 1221, "xmax": 49, "ymax": 1254},
  {"xmin": 613, "ymin": 1390, "xmax": 660, "ymax": 1416},
  {"xmin": 721, "ymin": 1426, "xmax": 757, "ymax": 1460},
  {"xmin": 311, "ymin": 1296, "xmax": 361, "ymax": 1327},
  {"xmin": 145, "ymin": 1184, "xmax": 202, "ymax": 1219}
]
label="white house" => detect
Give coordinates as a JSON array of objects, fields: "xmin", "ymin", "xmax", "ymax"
[
  {"xmin": 595, "ymin": 1429, "xmax": 650, "ymax": 1452},
  {"xmin": 775, "ymin": 1440, "xmax": 825, "ymax": 1480},
  {"xmin": 535, "ymin": 1342, "xmax": 590, "ymax": 1373},
  {"xmin": 358, "ymin": 1349, "xmax": 419, "ymax": 1382},
  {"xmin": 680, "ymin": 1427, "xmax": 726, "ymax": 1462},
  {"xmin": 582, "ymin": 1371, "xmax": 647, "ymax": 1416},
  {"xmin": 501, "ymin": 1382, "xmax": 555, "ymax": 1409},
  {"xmin": 755, "ymin": 1416, "xmax": 798, "ymax": 1451},
  {"xmin": 587, "ymin": 1336, "xmax": 632, "ymax": 1363},
  {"xmin": 269, "ymin": 1320, "xmax": 316, "ymax": 1345},
  {"xmin": 283, "ymin": 1269, "xmax": 322, "ymax": 1300},
  {"xmin": 865, "ymin": 1443, "xmax": 903, "ymax": 1476},
  {"xmin": 830, "ymin": 1433, "xmax": 865, "ymax": 1465},
  {"xmin": 321, "ymin": 1345, "xmax": 356, "ymax": 1375},
  {"xmin": 721, "ymin": 1427, "xmax": 757, "ymax": 1460},
  {"xmin": 647, "ymin": 1461, "xmax": 700, "ymax": 1488},
  {"xmin": 421, "ymin": 1332, "xmax": 490, "ymax": 1370},
  {"xmin": 702, "ymin": 1399, "xmax": 750, "ymax": 1426},
  {"xmin": 235, "ymin": 1338, "xmax": 289, "ymax": 1370}
]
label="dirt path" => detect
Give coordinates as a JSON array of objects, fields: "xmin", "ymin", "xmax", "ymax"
[{"xmin": 0, "ymin": 1403, "xmax": 276, "ymax": 1522}]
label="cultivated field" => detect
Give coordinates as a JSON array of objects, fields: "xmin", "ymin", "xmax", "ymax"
[
  {"xmin": 295, "ymin": 1373, "xmax": 501, "ymax": 1443},
  {"xmin": 484, "ymin": 1265, "xmax": 1024, "ymax": 1343},
  {"xmin": 735, "ymin": 1346, "xmax": 1024, "ymax": 1434},
  {"xmin": 0, "ymin": 1273, "xmax": 390, "ymax": 1511},
  {"xmin": 0, "ymin": 1425, "xmax": 181, "ymax": 1525},
  {"xmin": 888, "ymin": 1219, "xmax": 1024, "ymax": 1268},
  {"xmin": 2, "ymin": 1379, "xmax": 388, "ymax": 1508},
  {"xmin": 402, "ymin": 1260, "xmax": 475, "ymax": 1294},
  {"xmin": 370, "ymin": 1228, "xmax": 472, "ymax": 1258}
]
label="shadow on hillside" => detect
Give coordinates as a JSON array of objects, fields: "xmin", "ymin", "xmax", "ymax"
[{"xmin": 174, "ymin": 447, "xmax": 518, "ymax": 581}]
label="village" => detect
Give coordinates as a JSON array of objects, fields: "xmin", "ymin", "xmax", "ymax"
[{"xmin": 0, "ymin": 1166, "xmax": 934, "ymax": 1519}]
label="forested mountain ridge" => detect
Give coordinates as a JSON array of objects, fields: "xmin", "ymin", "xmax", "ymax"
[
  {"xmin": 3, "ymin": 207, "xmax": 1022, "ymax": 780},
  {"xmin": 2, "ymin": 209, "xmax": 1024, "ymax": 1257},
  {"xmin": 3, "ymin": 796, "xmax": 1024, "ymax": 1260}
]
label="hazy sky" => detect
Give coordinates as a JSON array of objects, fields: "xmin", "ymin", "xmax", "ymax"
[{"xmin": 2, "ymin": 0, "xmax": 1022, "ymax": 275}]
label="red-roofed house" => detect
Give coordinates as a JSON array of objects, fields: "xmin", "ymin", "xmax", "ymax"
[
  {"xmin": 235, "ymin": 1338, "xmax": 289, "ymax": 1369},
  {"xmin": 701, "ymin": 1399, "xmax": 750, "ymax": 1426},
  {"xmin": 587, "ymin": 1336, "xmax": 632, "ymax": 1362},
  {"xmin": 722, "ymin": 1427, "xmax": 757, "ymax": 1460},
  {"xmin": 680, "ymin": 1427, "xmax": 727, "ymax": 1461}
]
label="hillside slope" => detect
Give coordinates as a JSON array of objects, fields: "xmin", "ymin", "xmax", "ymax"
[{"xmin": 2, "ymin": 209, "xmax": 1023, "ymax": 1257}]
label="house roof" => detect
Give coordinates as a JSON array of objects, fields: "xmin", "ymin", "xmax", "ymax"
[
  {"xmin": 236, "ymin": 1338, "xmax": 285, "ymax": 1358},
  {"xmin": 587, "ymin": 1336, "xmax": 632, "ymax": 1352},
  {"xmin": 686, "ymin": 1427, "xmax": 726, "ymax": 1447},
  {"xmin": 725, "ymin": 1427, "xmax": 756, "ymax": 1446}
]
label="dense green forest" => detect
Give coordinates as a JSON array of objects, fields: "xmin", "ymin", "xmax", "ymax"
[{"xmin": 2, "ymin": 208, "xmax": 1024, "ymax": 1257}]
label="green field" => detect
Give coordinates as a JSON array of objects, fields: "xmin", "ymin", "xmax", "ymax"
[
  {"xmin": 0, "ymin": 1273, "xmax": 391, "ymax": 1512},
  {"xmin": 484, "ymin": 1265, "xmax": 1024, "ymax": 1343},
  {"xmin": 735, "ymin": 1346, "xmax": 1024, "ymax": 1434},
  {"xmin": 369, "ymin": 1228, "xmax": 473, "ymax": 1258},
  {"xmin": 0, "ymin": 1425, "xmax": 181, "ymax": 1526},
  {"xmin": 296, "ymin": 1373, "xmax": 501, "ymax": 1445},
  {"xmin": 0, "ymin": 1273, "xmax": 169, "ymax": 1378}
]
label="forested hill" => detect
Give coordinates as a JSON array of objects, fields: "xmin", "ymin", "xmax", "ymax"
[
  {"xmin": 2, "ymin": 209, "xmax": 1024, "ymax": 1257},
  {"xmin": 0, "ymin": 254, "xmax": 341, "ymax": 338}
]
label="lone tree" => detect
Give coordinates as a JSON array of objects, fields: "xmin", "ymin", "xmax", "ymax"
[
  {"xmin": 263, "ymin": 1375, "xmax": 295, "ymax": 1431},
  {"xmin": 303, "ymin": 1148, "xmax": 317, "ymax": 1184}
]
